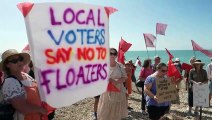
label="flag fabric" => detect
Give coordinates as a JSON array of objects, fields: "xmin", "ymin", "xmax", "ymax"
[
  {"xmin": 117, "ymin": 37, "xmax": 132, "ymax": 64},
  {"xmin": 107, "ymin": 82, "xmax": 120, "ymax": 92},
  {"xmin": 117, "ymin": 49, "xmax": 125, "ymax": 64},
  {"xmin": 181, "ymin": 63, "xmax": 193, "ymax": 72},
  {"xmin": 22, "ymin": 44, "xmax": 30, "ymax": 52},
  {"xmin": 143, "ymin": 33, "xmax": 156, "ymax": 47},
  {"xmin": 167, "ymin": 59, "xmax": 182, "ymax": 82},
  {"xmin": 104, "ymin": 7, "xmax": 118, "ymax": 17},
  {"xmin": 165, "ymin": 48, "xmax": 174, "ymax": 60},
  {"xmin": 135, "ymin": 56, "xmax": 142, "ymax": 67},
  {"xmin": 191, "ymin": 40, "xmax": 212, "ymax": 57},
  {"xmin": 119, "ymin": 37, "xmax": 132, "ymax": 52},
  {"xmin": 156, "ymin": 23, "xmax": 167, "ymax": 35}
]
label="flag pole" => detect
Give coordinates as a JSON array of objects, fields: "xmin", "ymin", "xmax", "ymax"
[
  {"xmin": 146, "ymin": 46, "xmax": 149, "ymax": 59},
  {"xmin": 155, "ymin": 34, "xmax": 157, "ymax": 56},
  {"xmin": 191, "ymin": 40, "xmax": 196, "ymax": 58}
]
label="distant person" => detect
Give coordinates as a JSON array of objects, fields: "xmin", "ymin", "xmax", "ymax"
[
  {"xmin": 97, "ymin": 48, "xmax": 128, "ymax": 120},
  {"xmin": 138, "ymin": 59, "xmax": 153, "ymax": 114},
  {"xmin": 187, "ymin": 59, "xmax": 208, "ymax": 116},
  {"xmin": 174, "ymin": 58, "xmax": 182, "ymax": 74},
  {"xmin": 206, "ymin": 58, "xmax": 212, "ymax": 106},
  {"xmin": 144, "ymin": 63, "xmax": 170, "ymax": 120},
  {"xmin": 153, "ymin": 56, "xmax": 161, "ymax": 72},
  {"xmin": 124, "ymin": 61, "xmax": 133, "ymax": 110},
  {"xmin": 183, "ymin": 57, "xmax": 196, "ymax": 90}
]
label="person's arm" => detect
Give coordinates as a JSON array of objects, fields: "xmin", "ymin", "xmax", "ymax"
[
  {"xmin": 10, "ymin": 96, "xmax": 47, "ymax": 115},
  {"xmin": 139, "ymin": 68, "xmax": 145, "ymax": 81},
  {"xmin": 144, "ymin": 83, "xmax": 158, "ymax": 102}
]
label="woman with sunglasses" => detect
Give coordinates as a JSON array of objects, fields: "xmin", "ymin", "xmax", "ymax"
[
  {"xmin": 97, "ymin": 48, "xmax": 128, "ymax": 120},
  {"xmin": 0, "ymin": 49, "xmax": 47, "ymax": 120},
  {"xmin": 144, "ymin": 63, "xmax": 170, "ymax": 120}
]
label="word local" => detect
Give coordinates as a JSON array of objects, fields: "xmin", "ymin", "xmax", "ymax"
[
  {"xmin": 50, "ymin": 7, "xmax": 105, "ymax": 27},
  {"xmin": 39, "ymin": 63, "xmax": 107, "ymax": 94}
]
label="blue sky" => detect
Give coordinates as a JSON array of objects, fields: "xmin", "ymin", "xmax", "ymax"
[{"xmin": 1, "ymin": 0, "xmax": 212, "ymax": 53}]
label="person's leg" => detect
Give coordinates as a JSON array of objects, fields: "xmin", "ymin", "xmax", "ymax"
[
  {"xmin": 188, "ymin": 86, "xmax": 193, "ymax": 115},
  {"xmin": 94, "ymin": 95, "xmax": 100, "ymax": 119},
  {"xmin": 141, "ymin": 81, "xmax": 146, "ymax": 112},
  {"xmin": 147, "ymin": 106, "xmax": 161, "ymax": 120}
]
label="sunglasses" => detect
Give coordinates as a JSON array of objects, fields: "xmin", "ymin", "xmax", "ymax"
[
  {"xmin": 110, "ymin": 52, "xmax": 117, "ymax": 56},
  {"xmin": 6, "ymin": 56, "xmax": 24, "ymax": 64},
  {"xmin": 161, "ymin": 69, "xmax": 168, "ymax": 73}
]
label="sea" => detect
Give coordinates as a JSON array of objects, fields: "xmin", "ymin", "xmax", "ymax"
[{"xmin": 125, "ymin": 50, "xmax": 211, "ymax": 78}]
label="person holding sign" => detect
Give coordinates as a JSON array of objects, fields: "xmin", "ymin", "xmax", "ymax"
[
  {"xmin": 144, "ymin": 63, "xmax": 170, "ymax": 120},
  {"xmin": 187, "ymin": 59, "xmax": 208, "ymax": 116},
  {"xmin": 0, "ymin": 49, "xmax": 47, "ymax": 120},
  {"xmin": 97, "ymin": 48, "xmax": 128, "ymax": 120},
  {"xmin": 206, "ymin": 58, "xmax": 212, "ymax": 106}
]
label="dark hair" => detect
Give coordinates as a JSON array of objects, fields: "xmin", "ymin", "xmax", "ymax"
[
  {"xmin": 142, "ymin": 59, "xmax": 151, "ymax": 68},
  {"xmin": 156, "ymin": 63, "xmax": 167, "ymax": 70},
  {"xmin": 110, "ymin": 48, "xmax": 118, "ymax": 54}
]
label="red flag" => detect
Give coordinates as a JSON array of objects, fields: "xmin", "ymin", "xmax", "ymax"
[
  {"xmin": 143, "ymin": 33, "xmax": 156, "ymax": 47},
  {"xmin": 119, "ymin": 37, "xmax": 132, "ymax": 52},
  {"xmin": 181, "ymin": 63, "xmax": 193, "ymax": 72},
  {"xmin": 22, "ymin": 44, "xmax": 30, "ymax": 52},
  {"xmin": 17, "ymin": 2, "xmax": 34, "ymax": 17},
  {"xmin": 165, "ymin": 48, "xmax": 174, "ymax": 60},
  {"xmin": 107, "ymin": 82, "xmax": 120, "ymax": 92},
  {"xmin": 191, "ymin": 40, "xmax": 212, "ymax": 57},
  {"xmin": 104, "ymin": 7, "xmax": 118, "ymax": 18},
  {"xmin": 156, "ymin": 23, "xmax": 167, "ymax": 35},
  {"xmin": 117, "ymin": 37, "xmax": 132, "ymax": 64},
  {"xmin": 41, "ymin": 102, "xmax": 56, "ymax": 120},
  {"xmin": 117, "ymin": 49, "xmax": 125, "ymax": 64},
  {"xmin": 167, "ymin": 60, "xmax": 182, "ymax": 81}
]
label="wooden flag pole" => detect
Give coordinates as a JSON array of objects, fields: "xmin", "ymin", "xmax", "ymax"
[
  {"xmin": 146, "ymin": 46, "xmax": 149, "ymax": 59},
  {"xmin": 155, "ymin": 34, "xmax": 158, "ymax": 56},
  {"xmin": 199, "ymin": 107, "xmax": 202, "ymax": 120},
  {"xmin": 191, "ymin": 40, "xmax": 197, "ymax": 58}
]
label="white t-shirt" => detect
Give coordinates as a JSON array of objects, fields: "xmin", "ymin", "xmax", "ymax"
[{"xmin": 2, "ymin": 73, "xmax": 34, "ymax": 120}]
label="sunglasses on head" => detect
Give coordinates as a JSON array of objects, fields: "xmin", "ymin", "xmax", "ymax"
[
  {"xmin": 110, "ymin": 52, "xmax": 117, "ymax": 56},
  {"xmin": 6, "ymin": 56, "xmax": 24, "ymax": 64}
]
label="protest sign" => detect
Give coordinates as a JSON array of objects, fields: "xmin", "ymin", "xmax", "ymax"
[
  {"xmin": 156, "ymin": 77, "xmax": 177, "ymax": 103},
  {"xmin": 18, "ymin": 2, "xmax": 114, "ymax": 108},
  {"xmin": 193, "ymin": 84, "xmax": 209, "ymax": 107}
]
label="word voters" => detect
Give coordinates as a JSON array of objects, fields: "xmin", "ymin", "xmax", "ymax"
[{"xmin": 45, "ymin": 47, "xmax": 107, "ymax": 64}]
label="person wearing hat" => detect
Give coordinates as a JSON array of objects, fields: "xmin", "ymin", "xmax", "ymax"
[
  {"xmin": 187, "ymin": 59, "xmax": 208, "ymax": 116},
  {"xmin": 124, "ymin": 60, "xmax": 133, "ymax": 110},
  {"xmin": 0, "ymin": 49, "xmax": 47, "ymax": 120},
  {"xmin": 206, "ymin": 58, "xmax": 212, "ymax": 106},
  {"xmin": 153, "ymin": 56, "xmax": 161, "ymax": 72}
]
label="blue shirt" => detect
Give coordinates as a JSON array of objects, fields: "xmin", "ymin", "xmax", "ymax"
[{"xmin": 144, "ymin": 76, "xmax": 170, "ymax": 106}]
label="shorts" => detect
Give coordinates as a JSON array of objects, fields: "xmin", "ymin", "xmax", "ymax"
[{"xmin": 147, "ymin": 106, "xmax": 170, "ymax": 120}]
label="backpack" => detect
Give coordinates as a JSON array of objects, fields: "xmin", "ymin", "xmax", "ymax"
[{"xmin": 0, "ymin": 75, "xmax": 23, "ymax": 120}]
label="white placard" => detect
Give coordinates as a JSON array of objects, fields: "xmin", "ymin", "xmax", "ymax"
[{"xmin": 193, "ymin": 83, "xmax": 209, "ymax": 107}]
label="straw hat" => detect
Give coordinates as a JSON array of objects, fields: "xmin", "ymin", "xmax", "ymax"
[
  {"xmin": 192, "ymin": 59, "xmax": 205, "ymax": 66},
  {"xmin": 0, "ymin": 49, "xmax": 30, "ymax": 71}
]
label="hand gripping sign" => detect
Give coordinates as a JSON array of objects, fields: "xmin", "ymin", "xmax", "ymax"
[{"xmin": 18, "ymin": 2, "xmax": 117, "ymax": 108}]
